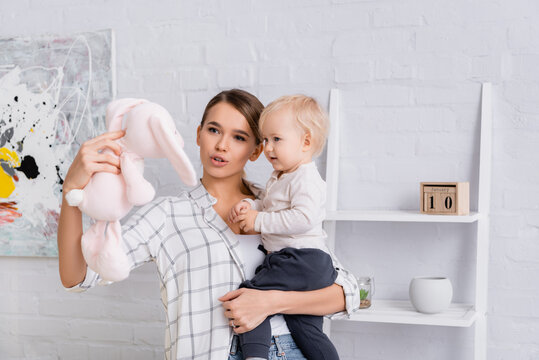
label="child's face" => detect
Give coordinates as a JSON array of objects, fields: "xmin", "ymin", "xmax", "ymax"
[{"xmin": 261, "ymin": 107, "xmax": 311, "ymax": 174}]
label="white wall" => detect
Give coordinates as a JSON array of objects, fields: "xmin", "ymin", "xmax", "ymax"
[{"xmin": 1, "ymin": 0, "xmax": 538, "ymax": 359}]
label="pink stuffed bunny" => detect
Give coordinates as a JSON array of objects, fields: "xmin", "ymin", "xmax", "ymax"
[{"xmin": 65, "ymin": 99, "xmax": 197, "ymax": 282}]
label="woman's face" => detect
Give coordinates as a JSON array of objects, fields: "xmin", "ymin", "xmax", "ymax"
[{"xmin": 197, "ymin": 102, "xmax": 262, "ymax": 181}]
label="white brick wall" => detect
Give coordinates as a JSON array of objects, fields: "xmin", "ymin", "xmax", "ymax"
[{"xmin": 1, "ymin": 0, "xmax": 538, "ymax": 359}]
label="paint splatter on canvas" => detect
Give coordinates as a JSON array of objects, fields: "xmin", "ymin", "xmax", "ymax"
[{"xmin": 0, "ymin": 30, "xmax": 114, "ymax": 256}]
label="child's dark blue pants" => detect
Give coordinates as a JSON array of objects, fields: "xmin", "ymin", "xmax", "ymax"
[{"xmin": 239, "ymin": 247, "xmax": 339, "ymax": 360}]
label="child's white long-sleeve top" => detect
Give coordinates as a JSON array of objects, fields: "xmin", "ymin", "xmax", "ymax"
[{"xmin": 249, "ymin": 161, "xmax": 328, "ymax": 252}]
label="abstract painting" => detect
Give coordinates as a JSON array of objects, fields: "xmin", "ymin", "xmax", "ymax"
[{"xmin": 0, "ymin": 30, "xmax": 114, "ymax": 256}]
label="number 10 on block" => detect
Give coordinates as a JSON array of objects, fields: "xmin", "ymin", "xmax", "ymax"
[{"xmin": 420, "ymin": 182, "xmax": 470, "ymax": 215}]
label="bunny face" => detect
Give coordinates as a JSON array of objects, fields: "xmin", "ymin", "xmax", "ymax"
[
  {"xmin": 122, "ymin": 103, "xmax": 177, "ymax": 158},
  {"xmin": 72, "ymin": 98, "xmax": 196, "ymax": 219}
]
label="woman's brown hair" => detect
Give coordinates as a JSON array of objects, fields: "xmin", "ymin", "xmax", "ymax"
[{"xmin": 200, "ymin": 89, "xmax": 264, "ymax": 145}]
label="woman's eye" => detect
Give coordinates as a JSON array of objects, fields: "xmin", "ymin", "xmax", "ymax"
[
  {"xmin": 208, "ymin": 127, "xmax": 219, "ymax": 134},
  {"xmin": 274, "ymin": 137, "xmax": 281, "ymax": 142},
  {"xmin": 235, "ymin": 135, "xmax": 246, "ymax": 142}
]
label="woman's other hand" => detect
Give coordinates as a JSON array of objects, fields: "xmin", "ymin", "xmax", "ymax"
[
  {"xmin": 63, "ymin": 130, "xmax": 125, "ymax": 193},
  {"xmin": 218, "ymin": 288, "xmax": 275, "ymax": 334}
]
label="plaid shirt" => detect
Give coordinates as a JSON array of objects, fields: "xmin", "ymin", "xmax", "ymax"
[{"xmin": 67, "ymin": 182, "xmax": 360, "ymax": 360}]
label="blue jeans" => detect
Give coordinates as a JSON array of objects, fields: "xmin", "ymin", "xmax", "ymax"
[{"xmin": 228, "ymin": 334, "xmax": 307, "ymax": 360}]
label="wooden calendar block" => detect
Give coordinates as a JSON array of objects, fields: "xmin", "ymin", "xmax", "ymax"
[{"xmin": 420, "ymin": 182, "xmax": 469, "ymax": 215}]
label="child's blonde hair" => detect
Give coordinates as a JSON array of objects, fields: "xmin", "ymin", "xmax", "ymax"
[{"xmin": 260, "ymin": 95, "xmax": 329, "ymax": 157}]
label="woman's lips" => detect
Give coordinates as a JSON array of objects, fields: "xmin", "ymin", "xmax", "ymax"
[{"xmin": 211, "ymin": 155, "xmax": 228, "ymax": 167}]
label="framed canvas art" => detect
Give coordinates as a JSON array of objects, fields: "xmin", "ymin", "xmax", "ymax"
[{"xmin": 0, "ymin": 29, "xmax": 115, "ymax": 256}]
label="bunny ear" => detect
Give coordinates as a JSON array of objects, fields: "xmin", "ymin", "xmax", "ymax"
[
  {"xmin": 106, "ymin": 98, "xmax": 148, "ymax": 131},
  {"xmin": 149, "ymin": 116, "xmax": 198, "ymax": 187}
]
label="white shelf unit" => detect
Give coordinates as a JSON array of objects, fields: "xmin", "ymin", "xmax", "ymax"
[{"xmin": 324, "ymin": 85, "xmax": 492, "ymax": 360}]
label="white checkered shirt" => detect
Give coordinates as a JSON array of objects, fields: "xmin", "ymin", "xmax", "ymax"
[{"xmin": 67, "ymin": 182, "xmax": 360, "ymax": 360}]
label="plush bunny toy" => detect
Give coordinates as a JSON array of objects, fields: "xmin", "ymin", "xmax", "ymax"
[{"xmin": 65, "ymin": 99, "xmax": 198, "ymax": 282}]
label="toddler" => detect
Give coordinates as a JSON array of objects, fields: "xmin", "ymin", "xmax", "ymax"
[{"xmin": 229, "ymin": 95, "xmax": 339, "ymax": 360}]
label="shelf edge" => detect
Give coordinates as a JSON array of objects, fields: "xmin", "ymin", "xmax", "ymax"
[
  {"xmin": 325, "ymin": 210, "xmax": 482, "ymax": 223},
  {"xmin": 332, "ymin": 301, "xmax": 478, "ymax": 327}
]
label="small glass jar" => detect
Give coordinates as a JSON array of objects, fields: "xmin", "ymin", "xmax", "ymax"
[{"xmin": 358, "ymin": 276, "xmax": 374, "ymax": 309}]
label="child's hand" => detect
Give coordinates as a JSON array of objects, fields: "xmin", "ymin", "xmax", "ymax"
[
  {"xmin": 229, "ymin": 200, "xmax": 251, "ymax": 224},
  {"xmin": 237, "ymin": 209, "xmax": 258, "ymax": 233}
]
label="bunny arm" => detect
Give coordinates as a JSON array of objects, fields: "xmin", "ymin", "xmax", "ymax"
[
  {"xmin": 120, "ymin": 152, "xmax": 156, "ymax": 206},
  {"xmin": 149, "ymin": 115, "xmax": 198, "ymax": 187}
]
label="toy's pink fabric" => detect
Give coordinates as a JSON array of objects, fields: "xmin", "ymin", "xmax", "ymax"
[{"xmin": 67, "ymin": 99, "xmax": 198, "ymax": 282}]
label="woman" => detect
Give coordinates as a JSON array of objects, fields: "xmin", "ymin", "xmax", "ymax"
[{"xmin": 57, "ymin": 89, "xmax": 359, "ymax": 360}]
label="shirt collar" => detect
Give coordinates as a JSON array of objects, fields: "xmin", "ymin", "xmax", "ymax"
[
  {"xmin": 187, "ymin": 182, "xmax": 216, "ymax": 209},
  {"xmin": 187, "ymin": 179, "xmax": 263, "ymax": 210},
  {"xmin": 270, "ymin": 161, "xmax": 316, "ymax": 180}
]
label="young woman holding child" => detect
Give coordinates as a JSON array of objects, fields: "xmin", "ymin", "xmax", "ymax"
[{"xmin": 57, "ymin": 89, "xmax": 359, "ymax": 360}]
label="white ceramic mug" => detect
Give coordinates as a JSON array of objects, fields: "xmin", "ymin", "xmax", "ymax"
[{"xmin": 409, "ymin": 276, "xmax": 453, "ymax": 314}]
